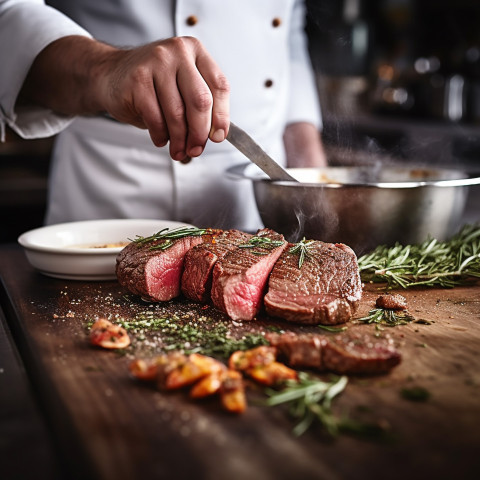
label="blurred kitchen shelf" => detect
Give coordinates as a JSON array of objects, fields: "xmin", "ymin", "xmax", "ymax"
[
  {"xmin": 323, "ymin": 113, "xmax": 480, "ymax": 173},
  {"xmin": 0, "ymin": 129, "xmax": 54, "ymax": 243}
]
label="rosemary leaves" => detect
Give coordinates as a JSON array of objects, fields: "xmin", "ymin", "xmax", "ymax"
[
  {"xmin": 264, "ymin": 373, "xmax": 348, "ymax": 436},
  {"xmin": 289, "ymin": 237, "xmax": 314, "ymax": 268},
  {"xmin": 357, "ymin": 307, "xmax": 415, "ymax": 326},
  {"xmin": 358, "ymin": 224, "xmax": 480, "ymax": 288},
  {"xmin": 238, "ymin": 236, "xmax": 285, "ymax": 250},
  {"xmin": 132, "ymin": 227, "xmax": 207, "ymax": 251},
  {"xmin": 264, "ymin": 372, "xmax": 391, "ymax": 438}
]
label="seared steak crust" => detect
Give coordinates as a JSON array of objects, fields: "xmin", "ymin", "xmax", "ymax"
[
  {"xmin": 267, "ymin": 331, "xmax": 401, "ymax": 375},
  {"xmin": 181, "ymin": 229, "xmax": 253, "ymax": 302},
  {"xmin": 210, "ymin": 229, "xmax": 287, "ymax": 321},
  {"xmin": 264, "ymin": 241, "xmax": 362, "ymax": 325}
]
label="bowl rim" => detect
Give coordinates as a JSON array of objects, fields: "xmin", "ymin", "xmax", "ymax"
[
  {"xmin": 18, "ymin": 218, "xmax": 191, "ymax": 255},
  {"xmin": 226, "ymin": 163, "xmax": 480, "ymax": 189}
]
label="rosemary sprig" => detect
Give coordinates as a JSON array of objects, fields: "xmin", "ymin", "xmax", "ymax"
[
  {"xmin": 358, "ymin": 224, "xmax": 480, "ymax": 288},
  {"xmin": 239, "ymin": 236, "xmax": 285, "ymax": 248},
  {"xmin": 238, "ymin": 236, "xmax": 285, "ymax": 251},
  {"xmin": 289, "ymin": 237, "xmax": 315, "ymax": 268},
  {"xmin": 132, "ymin": 227, "xmax": 207, "ymax": 251},
  {"xmin": 316, "ymin": 324, "xmax": 348, "ymax": 333},
  {"xmin": 357, "ymin": 307, "xmax": 415, "ymax": 326},
  {"xmin": 264, "ymin": 373, "xmax": 391, "ymax": 439},
  {"xmin": 264, "ymin": 373, "xmax": 348, "ymax": 436}
]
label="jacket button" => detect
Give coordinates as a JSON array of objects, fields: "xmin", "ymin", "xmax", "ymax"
[
  {"xmin": 272, "ymin": 17, "xmax": 282, "ymax": 28},
  {"xmin": 186, "ymin": 15, "xmax": 198, "ymax": 26},
  {"xmin": 264, "ymin": 79, "xmax": 274, "ymax": 88}
]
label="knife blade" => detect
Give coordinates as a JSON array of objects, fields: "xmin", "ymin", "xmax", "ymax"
[{"xmin": 226, "ymin": 122, "xmax": 298, "ymax": 182}]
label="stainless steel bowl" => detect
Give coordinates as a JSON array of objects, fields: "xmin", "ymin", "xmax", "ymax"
[{"xmin": 227, "ymin": 163, "xmax": 480, "ymax": 254}]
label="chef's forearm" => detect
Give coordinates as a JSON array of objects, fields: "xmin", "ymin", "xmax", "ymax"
[
  {"xmin": 18, "ymin": 35, "xmax": 116, "ymax": 116},
  {"xmin": 283, "ymin": 122, "xmax": 327, "ymax": 168}
]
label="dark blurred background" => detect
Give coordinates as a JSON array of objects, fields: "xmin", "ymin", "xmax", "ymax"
[
  {"xmin": 1, "ymin": 0, "xmax": 479, "ymax": 243},
  {"xmin": 307, "ymin": 0, "xmax": 480, "ymax": 167}
]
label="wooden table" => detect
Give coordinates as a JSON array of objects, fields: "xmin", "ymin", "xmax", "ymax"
[{"xmin": 1, "ymin": 243, "xmax": 480, "ymax": 480}]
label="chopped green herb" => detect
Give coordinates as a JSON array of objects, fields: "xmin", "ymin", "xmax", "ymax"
[
  {"xmin": 116, "ymin": 314, "xmax": 268, "ymax": 358},
  {"xmin": 401, "ymin": 386, "xmax": 431, "ymax": 402}
]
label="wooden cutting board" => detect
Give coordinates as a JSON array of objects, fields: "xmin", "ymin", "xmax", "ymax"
[{"xmin": 1, "ymin": 244, "xmax": 479, "ymax": 480}]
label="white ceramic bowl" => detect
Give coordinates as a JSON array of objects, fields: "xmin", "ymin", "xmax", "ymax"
[{"xmin": 18, "ymin": 219, "xmax": 193, "ymax": 281}]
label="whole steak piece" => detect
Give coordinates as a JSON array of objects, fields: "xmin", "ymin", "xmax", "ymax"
[
  {"xmin": 267, "ymin": 331, "xmax": 401, "ymax": 375},
  {"xmin": 181, "ymin": 229, "xmax": 253, "ymax": 303},
  {"xmin": 264, "ymin": 241, "xmax": 362, "ymax": 325},
  {"xmin": 211, "ymin": 229, "xmax": 287, "ymax": 321},
  {"xmin": 116, "ymin": 228, "xmax": 219, "ymax": 302}
]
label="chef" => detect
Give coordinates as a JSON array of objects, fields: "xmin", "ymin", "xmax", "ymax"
[{"xmin": 0, "ymin": 0, "xmax": 326, "ymax": 232}]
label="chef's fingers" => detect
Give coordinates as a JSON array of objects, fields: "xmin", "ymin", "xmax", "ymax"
[
  {"xmin": 176, "ymin": 65, "xmax": 213, "ymax": 158},
  {"xmin": 195, "ymin": 52, "xmax": 230, "ymax": 143},
  {"xmin": 133, "ymin": 81, "xmax": 170, "ymax": 148},
  {"xmin": 154, "ymin": 74, "xmax": 190, "ymax": 161},
  {"xmin": 144, "ymin": 106, "xmax": 169, "ymax": 148}
]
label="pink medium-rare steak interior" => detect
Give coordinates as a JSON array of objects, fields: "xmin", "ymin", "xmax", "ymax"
[
  {"xmin": 116, "ymin": 235, "xmax": 204, "ymax": 302},
  {"xmin": 211, "ymin": 229, "xmax": 287, "ymax": 321},
  {"xmin": 143, "ymin": 239, "xmax": 198, "ymax": 301},
  {"xmin": 264, "ymin": 241, "xmax": 362, "ymax": 325},
  {"xmin": 181, "ymin": 229, "xmax": 252, "ymax": 303}
]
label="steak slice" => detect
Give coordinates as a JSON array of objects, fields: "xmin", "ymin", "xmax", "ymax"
[
  {"xmin": 266, "ymin": 331, "xmax": 325, "ymax": 369},
  {"xmin": 210, "ymin": 228, "xmax": 287, "ymax": 321},
  {"xmin": 116, "ymin": 228, "xmax": 220, "ymax": 302},
  {"xmin": 264, "ymin": 241, "xmax": 362, "ymax": 325},
  {"xmin": 181, "ymin": 229, "xmax": 252, "ymax": 303},
  {"xmin": 267, "ymin": 331, "xmax": 401, "ymax": 375}
]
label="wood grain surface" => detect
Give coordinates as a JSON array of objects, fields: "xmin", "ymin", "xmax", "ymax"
[{"xmin": 1, "ymin": 244, "xmax": 479, "ymax": 480}]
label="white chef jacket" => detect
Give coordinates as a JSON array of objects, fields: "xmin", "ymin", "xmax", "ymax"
[{"xmin": 0, "ymin": 0, "xmax": 322, "ymax": 231}]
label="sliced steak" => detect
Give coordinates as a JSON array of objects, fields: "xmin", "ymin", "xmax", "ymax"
[
  {"xmin": 267, "ymin": 331, "xmax": 401, "ymax": 375},
  {"xmin": 266, "ymin": 331, "xmax": 325, "ymax": 369},
  {"xmin": 264, "ymin": 241, "xmax": 362, "ymax": 325},
  {"xmin": 181, "ymin": 229, "xmax": 252, "ymax": 303},
  {"xmin": 210, "ymin": 228, "xmax": 287, "ymax": 321},
  {"xmin": 116, "ymin": 228, "xmax": 219, "ymax": 302},
  {"xmin": 322, "ymin": 332, "xmax": 402, "ymax": 374}
]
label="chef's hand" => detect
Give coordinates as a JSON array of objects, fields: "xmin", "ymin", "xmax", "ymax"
[{"xmin": 19, "ymin": 36, "xmax": 230, "ymax": 161}]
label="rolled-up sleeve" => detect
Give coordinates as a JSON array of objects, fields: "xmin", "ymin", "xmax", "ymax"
[
  {"xmin": 0, "ymin": 0, "xmax": 91, "ymax": 140},
  {"xmin": 286, "ymin": 0, "xmax": 322, "ymax": 129}
]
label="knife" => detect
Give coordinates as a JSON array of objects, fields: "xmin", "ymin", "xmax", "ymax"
[{"xmin": 226, "ymin": 122, "xmax": 298, "ymax": 182}]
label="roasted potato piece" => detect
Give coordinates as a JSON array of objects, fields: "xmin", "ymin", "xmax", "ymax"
[
  {"xmin": 90, "ymin": 318, "xmax": 130, "ymax": 349},
  {"xmin": 229, "ymin": 346, "xmax": 277, "ymax": 371},
  {"xmin": 190, "ymin": 369, "xmax": 226, "ymax": 399},
  {"xmin": 165, "ymin": 353, "xmax": 224, "ymax": 390},
  {"xmin": 220, "ymin": 370, "xmax": 246, "ymax": 413},
  {"xmin": 129, "ymin": 352, "xmax": 188, "ymax": 388},
  {"xmin": 129, "ymin": 358, "xmax": 159, "ymax": 381},
  {"xmin": 246, "ymin": 361, "xmax": 298, "ymax": 386}
]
